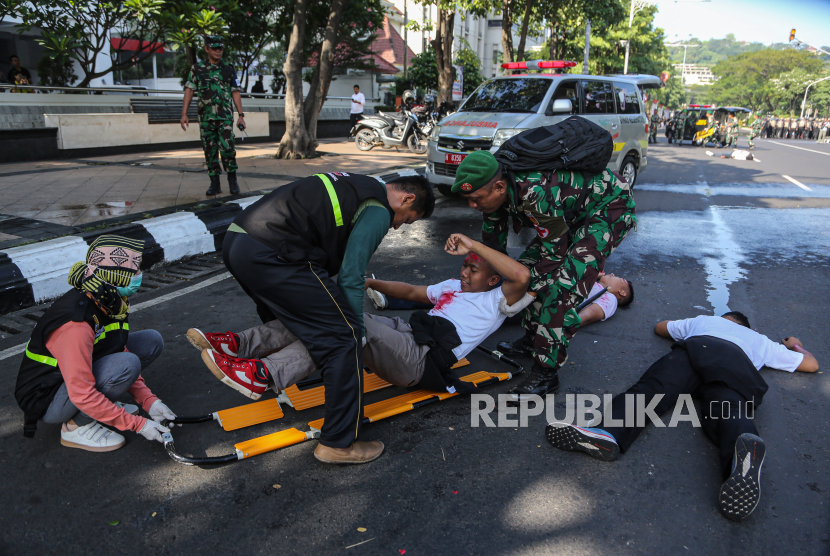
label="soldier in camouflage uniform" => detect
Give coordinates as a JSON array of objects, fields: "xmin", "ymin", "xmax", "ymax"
[
  {"xmin": 649, "ymin": 109, "xmax": 660, "ymax": 144},
  {"xmin": 747, "ymin": 116, "xmax": 762, "ymax": 149},
  {"xmin": 724, "ymin": 115, "xmax": 738, "ymax": 148},
  {"xmin": 450, "ymin": 149, "xmax": 636, "ymax": 401},
  {"xmin": 181, "ymin": 35, "xmax": 245, "ymax": 196},
  {"xmin": 673, "ymin": 112, "xmax": 686, "ymax": 145}
]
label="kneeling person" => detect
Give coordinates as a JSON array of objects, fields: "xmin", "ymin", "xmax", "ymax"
[{"xmin": 15, "ymin": 236, "xmax": 175, "ymax": 452}]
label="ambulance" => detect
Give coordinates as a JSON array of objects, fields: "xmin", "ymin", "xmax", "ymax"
[{"xmin": 425, "ymin": 60, "xmax": 663, "ymax": 196}]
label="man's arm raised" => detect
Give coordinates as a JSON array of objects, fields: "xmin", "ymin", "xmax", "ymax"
[
  {"xmin": 365, "ymin": 278, "xmax": 430, "ymax": 305},
  {"xmin": 445, "ymin": 233, "xmax": 530, "ymax": 305}
]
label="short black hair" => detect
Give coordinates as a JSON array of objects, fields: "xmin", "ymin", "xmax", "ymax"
[
  {"xmin": 10, "ymin": 55, "xmax": 18, "ymax": 61},
  {"xmin": 354, "ymin": 84, "xmax": 359, "ymax": 89},
  {"xmin": 620, "ymin": 280, "xmax": 634, "ymax": 307},
  {"xmin": 722, "ymin": 311, "xmax": 750, "ymax": 328},
  {"xmin": 386, "ymin": 175, "xmax": 435, "ymax": 218}
]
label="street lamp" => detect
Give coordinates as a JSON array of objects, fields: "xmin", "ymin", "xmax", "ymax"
[
  {"xmin": 801, "ymin": 75, "xmax": 830, "ymax": 118},
  {"xmin": 664, "ymin": 42, "xmax": 700, "ymax": 85},
  {"xmin": 623, "ymin": 0, "xmax": 710, "ymax": 75}
]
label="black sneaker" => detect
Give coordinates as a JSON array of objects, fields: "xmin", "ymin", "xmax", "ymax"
[
  {"xmin": 497, "ymin": 332, "xmax": 534, "ymax": 357},
  {"xmin": 507, "ymin": 362, "xmax": 559, "ymax": 402},
  {"xmin": 545, "ymin": 422, "xmax": 620, "ymax": 462},
  {"xmin": 718, "ymin": 433, "xmax": 765, "ymax": 521}
]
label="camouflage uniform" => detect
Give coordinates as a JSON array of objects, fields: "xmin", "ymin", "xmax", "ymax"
[
  {"xmin": 185, "ymin": 60, "xmax": 240, "ymax": 177},
  {"xmin": 726, "ymin": 119, "xmax": 738, "ymax": 148},
  {"xmin": 673, "ymin": 114, "xmax": 685, "ymax": 144},
  {"xmin": 649, "ymin": 113, "xmax": 660, "ymax": 143},
  {"xmin": 747, "ymin": 118, "xmax": 761, "ymax": 149},
  {"xmin": 482, "ymin": 169, "xmax": 637, "ymax": 372}
]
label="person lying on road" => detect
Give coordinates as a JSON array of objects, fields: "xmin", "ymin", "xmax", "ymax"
[
  {"xmin": 546, "ymin": 311, "xmax": 820, "ymax": 522},
  {"xmin": 186, "ymin": 232, "xmax": 530, "ymax": 399},
  {"xmin": 15, "ymin": 235, "xmax": 175, "ymax": 453}
]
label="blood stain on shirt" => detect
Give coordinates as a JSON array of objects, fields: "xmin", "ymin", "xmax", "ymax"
[{"xmin": 433, "ymin": 291, "xmax": 456, "ymax": 312}]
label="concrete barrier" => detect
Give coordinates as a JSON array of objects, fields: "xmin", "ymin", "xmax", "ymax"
[{"xmin": 44, "ymin": 112, "xmax": 269, "ymax": 150}]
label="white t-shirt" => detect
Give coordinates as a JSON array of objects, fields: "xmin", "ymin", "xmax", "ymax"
[
  {"xmin": 426, "ymin": 279, "xmax": 506, "ymax": 360},
  {"xmin": 350, "ymin": 92, "xmax": 365, "ymax": 114},
  {"xmin": 667, "ymin": 315, "xmax": 803, "ymax": 372},
  {"xmin": 589, "ymin": 282, "xmax": 617, "ymax": 321}
]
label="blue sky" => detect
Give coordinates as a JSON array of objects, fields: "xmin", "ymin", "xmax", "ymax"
[{"xmin": 652, "ymin": 0, "xmax": 830, "ymax": 46}]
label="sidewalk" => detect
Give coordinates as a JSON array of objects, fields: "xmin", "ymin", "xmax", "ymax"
[{"xmin": 0, "ymin": 138, "xmax": 424, "ymax": 248}]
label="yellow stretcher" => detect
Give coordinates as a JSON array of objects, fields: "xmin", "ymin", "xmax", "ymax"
[{"xmin": 163, "ymin": 347, "xmax": 521, "ymax": 466}]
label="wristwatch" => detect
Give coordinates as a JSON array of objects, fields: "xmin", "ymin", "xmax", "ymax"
[{"xmin": 238, "ymin": 113, "xmax": 245, "ymax": 117}]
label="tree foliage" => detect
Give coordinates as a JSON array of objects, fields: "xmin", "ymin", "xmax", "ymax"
[
  {"xmin": 709, "ymin": 49, "xmax": 825, "ymax": 112},
  {"xmin": 454, "ymin": 40, "xmax": 485, "ymax": 95}
]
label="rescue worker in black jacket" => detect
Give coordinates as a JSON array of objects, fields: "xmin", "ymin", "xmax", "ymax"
[{"xmin": 188, "ymin": 172, "xmax": 434, "ymax": 465}]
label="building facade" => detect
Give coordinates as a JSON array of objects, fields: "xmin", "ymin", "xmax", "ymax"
[{"xmin": 673, "ymin": 63, "xmax": 716, "ymax": 86}]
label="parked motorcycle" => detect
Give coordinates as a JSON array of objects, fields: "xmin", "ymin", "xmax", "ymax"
[{"xmin": 351, "ymin": 91, "xmax": 428, "ymax": 154}]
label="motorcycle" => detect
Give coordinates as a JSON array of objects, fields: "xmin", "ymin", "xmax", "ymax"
[{"xmin": 351, "ymin": 106, "xmax": 429, "ymax": 155}]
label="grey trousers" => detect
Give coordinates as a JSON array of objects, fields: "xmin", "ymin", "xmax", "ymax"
[
  {"xmin": 241, "ymin": 314, "xmax": 430, "ymax": 390},
  {"xmin": 42, "ymin": 330, "xmax": 164, "ymax": 426}
]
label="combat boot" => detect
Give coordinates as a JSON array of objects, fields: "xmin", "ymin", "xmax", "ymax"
[
  {"xmin": 497, "ymin": 330, "xmax": 535, "ymax": 357},
  {"xmin": 227, "ymin": 172, "xmax": 240, "ymax": 195},
  {"xmin": 507, "ymin": 362, "xmax": 560, "ymax": 403},
  {"xmin": 205, "ymin": 175, "xmax": 222, "ymax": 196}
]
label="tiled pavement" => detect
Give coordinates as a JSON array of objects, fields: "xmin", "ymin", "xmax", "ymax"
[{"xmin": 0, "ymin": 139, "xmax": 424, "ymax": 248}]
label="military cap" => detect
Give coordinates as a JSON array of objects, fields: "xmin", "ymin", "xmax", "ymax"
[
  {"xmin": 451, "ymin": 150, "xmax": 500, "ymax": 194},
  {"xmin": 205, "ymin": 35, "xmax": 224, "ymax": 48}
]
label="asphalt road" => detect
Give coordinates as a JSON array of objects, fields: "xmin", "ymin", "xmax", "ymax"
[{"xmin": 1, "ymin": 135, "xmax": 828, "ymax": 555}]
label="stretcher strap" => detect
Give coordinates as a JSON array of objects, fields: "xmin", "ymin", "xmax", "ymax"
[
  {"xmin": 281, "ymin": 358, "xmax": 471, "ymax": 412},
  {"xmin": 307, "ymin": 370, "xmax": 509, "ymax": 431}
]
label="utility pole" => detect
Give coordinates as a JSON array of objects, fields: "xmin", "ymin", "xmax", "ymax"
[
  {"xmin": 664, "ymin": 42, "xmax": 699, "ymax": 84},
  {"xmin": 582, "ymin": 20, "xmax": 591, "ymax": 74},
  {"xmin": 403, "ymin": 0, "xmax": 408, "ymax": 78}
]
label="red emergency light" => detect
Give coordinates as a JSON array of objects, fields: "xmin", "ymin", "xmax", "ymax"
[
  {"xmin": 501, "ymin": 60, "xmax": 577, "ymax": 71},
  {"xmin": 688, "ymin": 104, "xmax": 714, "ymax": 108}
]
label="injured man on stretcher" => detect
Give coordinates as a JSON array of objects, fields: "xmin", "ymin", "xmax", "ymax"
[{"xmin": 186, "ymin": 233, "xmax": 531, "ymax": 397}]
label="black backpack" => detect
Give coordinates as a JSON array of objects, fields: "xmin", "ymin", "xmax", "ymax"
[
  {"xmin": 493, "ymin": 116, "xmax": 614, "ymax": 233},
  {"xmin": 493, "ymin": 116, "xmax": 613, "ymax": 177}
]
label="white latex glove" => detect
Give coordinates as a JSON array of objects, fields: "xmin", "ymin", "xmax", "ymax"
[
  {"xmin": 139, "ymin": 419, "xmax": 170, "ymax": 443},
  {"xmin": 499, "ymin": 292, "xmax": 536, "ymax": 317},
  {"xmin": 148, "ymin": 399, "xmax": 176, "ymax": 422}
]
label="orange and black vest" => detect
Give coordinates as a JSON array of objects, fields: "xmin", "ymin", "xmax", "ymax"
[{"xmin": 15, "ymin": 288, "xmax": 130, "ymax": 438}]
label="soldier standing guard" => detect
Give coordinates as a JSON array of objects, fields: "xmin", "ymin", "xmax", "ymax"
[
  {"xmin": 747, "ymin": 116, "xmax": 762, "ymax": 150},
  {"xmin": 649, "ymin": 109, "xmax": 660, "ymax": 144},
  {"xmin": 181, "ymin": 35, "xmax": 245, "ymax": 196}
]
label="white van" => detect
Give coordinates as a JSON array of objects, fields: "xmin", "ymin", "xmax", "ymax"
[{"xmin": 425, "ymin": 63, "xmax": 662, "ymax": 195}]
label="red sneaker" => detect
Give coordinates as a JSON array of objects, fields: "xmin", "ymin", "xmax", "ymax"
[
  {"xmin": 201, "ymin": 350, "xmax": 269, "ymax": 400},
  {"xmin": 187, "ymin": 328, "xmax": 240, "ymax": 357}
]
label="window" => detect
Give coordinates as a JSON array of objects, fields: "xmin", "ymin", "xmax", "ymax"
[
  {"xmin": 614, "ymin": 81, "xmax": 641, "ymax": 115},
  {"xmin": 488, "ymin": 19, "xmax": 502, "ymax": 28},
  {"xmin": 549, "ymin": 80, "xmax": 579, "ymax": 114},
  {"xmin": 460, "ymin": 78, "xmax": 553, "ymax": 113},
  {"xmin": 581, "ymin": 80, "xmax": 614, "ymax": 114}
]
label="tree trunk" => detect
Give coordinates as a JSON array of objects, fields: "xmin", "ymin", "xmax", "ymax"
[
  {"xmin": 515, "ymin": 0, "xmax": 535, "ymax": 62},
  {"xmin": 277, "ymin": 0, "xmax": 313, "ymax": 159},
  {"xmin": 501, "ymin": 0, "xmax": 514, "ymax": 65},
  {"xmin": 431, "ymin": 8, "xmax": 455, "ymax": 104},
  {"xmin": 302, "ymin": 0, "xmax": 347, "ymax": 149},
  {"xmin": 186, "ymin": 45, "xmax": 197, "ymax": 67}
]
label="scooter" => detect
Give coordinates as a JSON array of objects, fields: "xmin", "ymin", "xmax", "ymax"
[{"xmin": 351, "ymin": 106, "xmax": 429, "ymax": 155}]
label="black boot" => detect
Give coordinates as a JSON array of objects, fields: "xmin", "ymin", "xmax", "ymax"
[
  {"xmin": 507, "ymin": 362, "xmax": 560, "ymax": 403},
  {"xmin": 497, "ymin": 330, "xmax": 535, "ymax": 357},
  {"xmin": 227, "ymin": 172, "xmax": 240, "ymax": 195},
  {"xmin": 205, "ymin": 175, "xmax": 221, "ymax": 196}
]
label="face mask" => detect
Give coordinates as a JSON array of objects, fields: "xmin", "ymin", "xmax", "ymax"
[{"xmin": 117, "ymin": 273, "xmax": 142, "ymax": 297}]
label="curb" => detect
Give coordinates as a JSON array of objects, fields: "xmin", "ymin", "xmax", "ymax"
[{"xmin": 0, "ymin": 166, "xmax": 424, "ymax": 315}]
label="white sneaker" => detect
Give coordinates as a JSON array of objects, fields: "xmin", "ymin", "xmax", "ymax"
[
  {"xmin": 366, "ymin": 287, "xmax": 388, "ymax": 310},
  {"xmin": 61, "ymin": 421, "xmax": 125, "ymax": 452}
]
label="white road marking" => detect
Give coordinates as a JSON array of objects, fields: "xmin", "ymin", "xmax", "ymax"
[
  {"xmin": 782, "ymin": 175, "xmax": 813, "ymax": 191},
  {"xmin": 0, "ymin": 272, "xmax": 232, "ymax": 361},
  {"xmin": 768, "ymin": 140, "xmax": 830, "ymax": 156}
]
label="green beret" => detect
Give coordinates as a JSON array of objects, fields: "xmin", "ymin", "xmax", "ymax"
[
  {"xmin": 451, "ymin": 150, "xmax": 500, "ymax": 194},
  {"xmin": 205, "ymin": 35, "xmax": 224, "ymax": 47}
]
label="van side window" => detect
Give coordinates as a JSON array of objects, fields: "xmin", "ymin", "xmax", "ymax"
[
  {"xmin": 582, "ymin": 81, "xmax": 613, "ymax": 114},
  {"xmin": 549, "ymin": 81, "xmax": 578, "ymax": 114},
  {"xmin": 614, "ymin": 82, "xmax": 641, "ymax": 115}
]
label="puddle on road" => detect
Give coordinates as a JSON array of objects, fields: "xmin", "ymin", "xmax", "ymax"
[
  {"xmin": 52, "ymin": 201, "xmax": 135, "ymax": 219},
  {"xmin": 703, "ymin": 207, "xmax": 746, "ymax": 315},
  {"xmin": 637, "ymin": 182, "xmax": 830, "ymax": 199}
]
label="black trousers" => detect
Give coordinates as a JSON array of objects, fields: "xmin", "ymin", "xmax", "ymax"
[
  {"xmin": 602, "ymin": 339, "xmax": 763, "ymax": 480},
  {"xmin": 349, "ymin": 113, "xmax": 363, "ymax": 135},
  {"xmin": 223, "ymin": 232, "xmax": 364, "ymax": 448}
]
